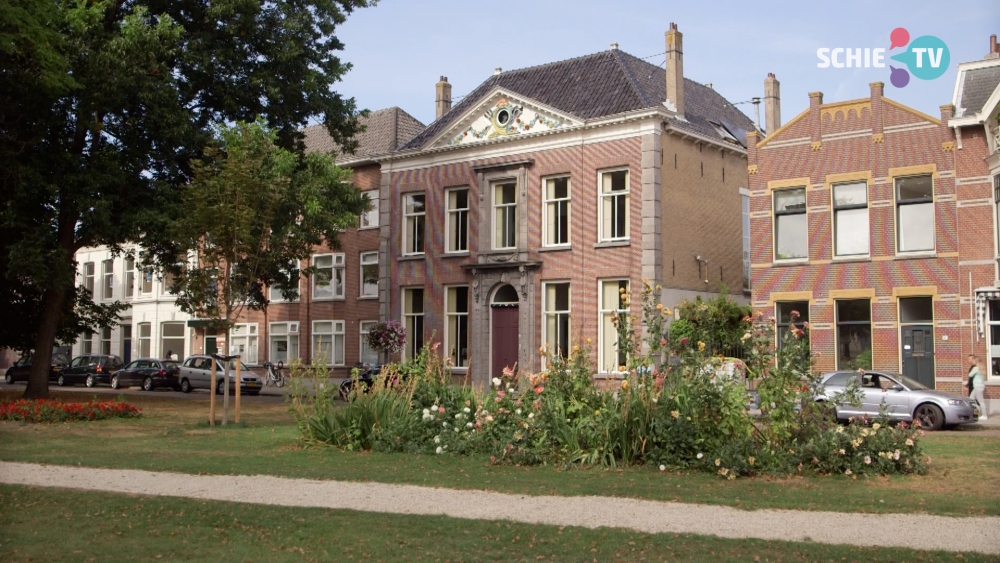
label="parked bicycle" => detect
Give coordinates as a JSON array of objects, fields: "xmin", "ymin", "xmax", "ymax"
[{"xmin": 262, "ymin": 361, "xmax": 286, "ymax": 388}]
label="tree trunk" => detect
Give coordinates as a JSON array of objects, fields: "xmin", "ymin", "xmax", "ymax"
[{"xmin": 24, "ymin": 287, "xmax": 67, "ymax": 399}]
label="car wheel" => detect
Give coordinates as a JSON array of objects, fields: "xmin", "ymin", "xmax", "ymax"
[
  {"xmin": 914, "ymin": 403, "xmax": 945, "ymax": 431},
  {"xmin": 4, "ymin": 373, "xmax": 12, "ymax": 384},
  {"xmin": 86, "ymin": 375, "xmax": 96, "ymax": 388},
  {"xmin": 111, "ymin": 375, "xmax": 120, "ymax": 389},
  {"xmin": 180, "ymin": 379, "xmax": 192, "ymax": 393},
  {"xmin": 143, "ymin": 377, "xmax": 154, "ymax": 392},
  {"xmin": 216, "ymin": 379, "xmax": 225, "ymax": 395},
  {"xmin": 57, "ymin": 375, "xmax": 66, "ymax": 387}
]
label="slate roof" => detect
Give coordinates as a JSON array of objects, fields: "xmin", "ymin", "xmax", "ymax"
[
  {"xmin": 956, "ymin": 63, "xmax": 1000, "ymax": 117},
  {"xmin": 402, "ymin": 49, "xmax": 754, "ymax": 151},
  {"xmin": 303, "ymin": 107, "xmax": 426, "ymax": 162}
]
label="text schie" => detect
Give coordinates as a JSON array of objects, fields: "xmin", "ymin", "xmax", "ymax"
[{"xmin": 817, "ymin": 48, "xmax": 886, "ymax": 68}]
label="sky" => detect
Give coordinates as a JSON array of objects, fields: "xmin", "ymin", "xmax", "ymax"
[{"xmin": 331, "ymin": 0, "xmax": 999, "ymax": 129}]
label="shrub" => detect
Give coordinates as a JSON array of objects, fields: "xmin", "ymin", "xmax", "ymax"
[{"xmin": 0, "ymin": 398, "xmax": 141, "ymax": 423}]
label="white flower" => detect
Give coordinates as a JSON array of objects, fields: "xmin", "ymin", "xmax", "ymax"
[
  {"xmin": 492, "ymin": 378, "xmax": 501, "ymax": 387},
  {"xmin": 839, "ymin": 449, "xmax": 845, "ymax": 455},
  {"xmin": 431, "ymin": 405, "xmax": 438, "ymax": 411},
  {"xmin": 515, "ymin": 409, "xmax": 522, "ymax": 415},
  {"xmin": 659, "ymin": 465, "xmax": 666, "ymax": 471},
  {"xmin": 864, "ymin": 455, "xmax": 871, "ymax": 465},
  {"xmin": 696, "ymin": 453, "xmax": 704, "ymax": 460},
  {"xmin": 422, "ymin": 408, "xmax": 430, "ymax": 416},
  {"xmin": 463, "ymin": 407, "xmax": 471, "ymax": 413},
  {"xmin": 455, "ymin": 413, "xmax": 462, "ymax": 419},
  {"xmin": 436, "ymin": 446, "xmax": 443, "ymax": 454},
  {"xmin": 422, "ymin": 414, "xmax": 433, "ymax": 422},
  {"xmin": 454, "ymin": 427, "xmax": 459, "ymax": 432},
  {"xmin": 434, "ymin": 435, "xmax": 441, "ymax": 444},
  {"xmin": 528, "ymin": 413, "xmax": 534, "ymax": 419},
  {"xmin": 652, "ymin": 397, "xmax": 658, "ymax": 403},
  {"xmin": 507, "ymin": 386, "xmax": 514, "ymax": 393},
  {"xmin": 442, "ymin": 422, "xmax": 448, "ymax": 427},
  {"xmin": 466, "ymin": 422, "xmax": 473, "ymax": 428}
]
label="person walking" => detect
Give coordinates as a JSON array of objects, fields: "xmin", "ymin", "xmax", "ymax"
[{"xmin": 968, "ymin": 354, "xmax": 987, "ymax": 421}]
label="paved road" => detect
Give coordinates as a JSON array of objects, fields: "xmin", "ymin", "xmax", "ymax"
[
  {"xmin": 1, "ymin": 381, "xmax": 288, "ymax": 403},
  {"xmin": 0, "ymin": 461, "xmax": 997, "ymax": 555}
]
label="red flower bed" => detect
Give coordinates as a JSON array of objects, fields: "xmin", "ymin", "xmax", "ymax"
[{"xmin": 0, "ymin": 398, "xmax": 141, "ymax": 423}]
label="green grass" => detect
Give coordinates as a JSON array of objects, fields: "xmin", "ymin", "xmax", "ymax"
[
  {"xmin": 1, "ymin": 485, "xmax": 993, "ymax": 563},
  {"xmin": 1, "ymin": 390, "xmax": 999, "ymax": 517}
]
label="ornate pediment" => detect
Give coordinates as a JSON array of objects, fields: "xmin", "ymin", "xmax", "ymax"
[{"xmin": 432, "ymin": 91, "xmax": 579, "ymax": 148}]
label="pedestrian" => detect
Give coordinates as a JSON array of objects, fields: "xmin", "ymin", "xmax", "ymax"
[{"xmin": 967, "ymin": 354, "xmax": 987, "ymax": 421}]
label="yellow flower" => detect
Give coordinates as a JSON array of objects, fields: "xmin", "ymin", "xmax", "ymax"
[
  {"xmin": 656, "ymin": 303, "xmax": 664, "ymax": 310},
  {"xmin": 748, "ymin": 456, "xmax": 755, "ymax": 466},
  {"xmin": 697, "ymin": 341, "xmax": 706, "ymax": 352},
  {"xmin": 664, "ymin": 307, "xmax": 673, "ymax": 316},
  {"xmin": 714, "ymin": 458, "xmax": 721, "ymax": 466},
  {"xmin": 594, "ymin": 410, "xmax": 601, "ymax": 416},
  {"xmin": 872, "ymin": 423, "xmax": 880, "ymax": 431},
  {"xmin": 621, "ymin": 380, "xmax": 629, "ymax": 390},
  {"xmin": 905, "ymin": 439, "xmax": 914, "ymax": 447},
  {"xmin": 670, "ymin": 410, "xmax": 680, "ymax": 419}
]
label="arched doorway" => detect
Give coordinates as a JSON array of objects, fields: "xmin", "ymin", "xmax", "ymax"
[{"xmin": 491, "ymin": 284, "xmax": 519, "ymax": 378}]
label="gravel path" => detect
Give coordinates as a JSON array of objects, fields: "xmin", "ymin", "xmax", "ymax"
[{"xmin": 1, "ymin": 461, "xmax": 997, "ymax": 555}]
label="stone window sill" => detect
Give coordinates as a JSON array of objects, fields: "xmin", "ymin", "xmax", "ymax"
[
  {"xmin": 594, "ymin": 240, "xmax": 630, "ymax": 249},
  {"xmin": 397, "ymin": 255, "xmax": 425, "ymax": 262},
  {"xmin": 538, "ymin": 246, "xmax": 572, "ymax": 253}
]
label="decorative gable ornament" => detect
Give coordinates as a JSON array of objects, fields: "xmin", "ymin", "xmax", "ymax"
[{"xmin": 448, "ymin": 95, "xmax": 567, "ymax": 146}]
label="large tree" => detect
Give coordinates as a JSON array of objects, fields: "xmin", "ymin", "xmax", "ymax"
[{"xmin": 0, "ymin": 0, "xmax": 371, "ymax": 398}]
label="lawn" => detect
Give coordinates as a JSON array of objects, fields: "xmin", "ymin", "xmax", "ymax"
[
  {"xmin": 1, "ymin": 485, "xmax": 993, "ymax": 563},
  {"xmin": 1, "ymin": 389, "xmax": 998, "ymax": 517}
]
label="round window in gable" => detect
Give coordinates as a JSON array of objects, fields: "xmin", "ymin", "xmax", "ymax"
[{"xmin": 496, "ymin": 109, "xmax": 510, "ymax": 126}]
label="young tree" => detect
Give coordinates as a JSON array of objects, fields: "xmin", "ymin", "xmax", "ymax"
[{"xmin": 1, "ymin": 0, "xmax": 371, "ymax": 398}]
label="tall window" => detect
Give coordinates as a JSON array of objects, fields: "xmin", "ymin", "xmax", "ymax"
[
  {"xmin": 776, "ymin": 301, "xmax": 809, "ymax": 349},
  {"xmin": 140, "ymin": 266, "xmax": 154, "ymax": 295},
  {"xmin": 995, "ymin": 176, "xmax": 1000, "ymax": 255},
  {"xmin": 359, "ymin": 321, "xmax": 378, "ymax": 366},
  {"xmin": 833, "ymin": 182, "xmax": 868, "ymax": 256},
  {"xmin": 83, "ymin": 262, "xmax": 95, "ymax": 296},
  {"xmin": 836, "ymin": 299, "xmax": 872, "ymax": 370},
  {"xmin": 446, "ymin": 286, "xmax": 469, "ymax": 368},
  {"xmin": 599, "ymin": 170, "xmax": 629, "ymax": 241},
  {"xmin": 312, "ymin": 254, "xmax": 344, "ymax": 300},
  {"xmin": 360, "ymin": 191, "xmax": 379, "ymax": 228},
  {"xmin": 100, "ymin": 327, "xmax": 112, "ymax": 355},
  {"xmin": 403, "ymin": 193, "xmax": 425, "ymax": 255},
  {"xmin": 360, "ymin": 252, "xmax": 379, "ymax": 298},
  {"xmin": 773, "ymin": 188, "xmax": 807, "ymax": 260},
  {"xmin": 230, "ymin": 323, "xmax": 258, "ymax": 364},
  {"xmin": 124, "ymin": 257, "xmax": 135, "ymax": 299},
  {"xmin": 494, "ymin": 182, "xmax": 517, "ymax": 249},
  {"xmin": 138, "ymin": 323, "xmax": 151, "ymax": 358},
  {"xmin": 896, "ymin": 175, "xmax": 934, "ymax": 253},
  {"xmin": 544, "ymin": 177, "xmax": 570, "ymax": 247},
  {"xmin": 446, "ymin": 188, "xmax": 469, "ymax": 253},
  {"xmin": 269, "ymin": 322, "xmax": 299, "ymax": 364},
  {"xmin": 312, "ymin": 320, "xmax": 344, "ymax": 366},
  {"xmin": 269, "ymin": 261, "xmax": 299, "ymax": 302},
  {"xmin": 543, "ymin": 282, "xmax": 571, "ymax": 362},
  {"xmin": 82, "ymin": 332, "xmax": 94, "ymax": 354},
  {"xmin": 161, "ymin": 322, "xmax": 185, "ymax": 360},
  {"xmin": 101, "ymin": 260, "xmax": 114, "ymax": 300},
  {"xmin": 599, "ymin": 279, "xmax": 629, "ymax": 373},
  {"xmin": 403, "ymin": 288, "xmax": 424, "ymax": 360},
  {"xmin": 741, "ymin": 189, "xmax": 751, "ymax": 291}
]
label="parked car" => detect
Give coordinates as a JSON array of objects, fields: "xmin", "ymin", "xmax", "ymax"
[
  {"xmin": 816, "ymin": 370, "xmax": 980, "ymax": 430},
  {"xmin": 4, "ymin": 352, "xmax": 72, "ymax": 384},
  {"xmin": 111, "ymin": 358, "xmax": 181, "ymax": 391},
  {"xmin": 338, "ymin": 364, "xmax": 384, "ymax": 400},
  {"xmin": 57, "ymin": 354, "xmax": 124, "ymax": 387},
  {"xmin": 178, "ymin": 355, "xmax": 262, "ymax": 396}
]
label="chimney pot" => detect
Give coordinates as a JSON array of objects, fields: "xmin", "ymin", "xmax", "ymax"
[
  {"xmin": 764, "ymin": 73, "xmax": 781, "ymax": 135},
  {"xmin": 610, "ymin": 42, "xmax": 619, "ymax": 50},
  {"xmin": 494, "ymin": 67, "xmax": 502, "ymax": 75},
  {"xmin": 988, "ymin": 34, "xmax": 999, "ymax": 59},
  {"xmin": 435, "ymin": 76, "xmax": 452, "ymax": 120},
  {"xmin": 705, "ymin": 82, "xmax": 713, "ymax": 89},
  {"xmin": 665, "ymin": 23, "xmax": 685, "ymax": 118}
]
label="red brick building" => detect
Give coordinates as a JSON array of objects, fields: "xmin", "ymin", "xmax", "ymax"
[{"xmin": 748, "ymin": 37, "xmax": 1000, "ymax": 411}]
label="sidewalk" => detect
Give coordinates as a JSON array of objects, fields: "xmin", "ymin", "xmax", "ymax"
[{"xmin": 0, "ymin": 461, "xmax": 997, "ymax": 555}]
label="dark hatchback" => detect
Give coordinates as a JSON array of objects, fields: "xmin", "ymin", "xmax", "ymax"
[
  {"xmin": 57, "ymin": 354, "xmax": 124, "ymax": 387},
  {"xmin": 4, "ymin": 352, "xmax": 71, "ymax": 384},
  {"xmin": 111, "ymin": 358, "xmax": 181, "ymax": 391}
]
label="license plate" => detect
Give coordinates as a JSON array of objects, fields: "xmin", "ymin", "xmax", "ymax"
[{"xmin": 245, "ymin": 382, "xmax": 260, "ymax": 387}]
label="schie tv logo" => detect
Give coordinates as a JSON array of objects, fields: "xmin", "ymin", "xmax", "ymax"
[{"xmin": 817, "ymin": 27, "xmax": 950, "ymax": 88}]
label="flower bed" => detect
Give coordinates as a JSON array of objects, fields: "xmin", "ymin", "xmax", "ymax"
[{"xmin": 0, "ymin": 398, "xmax": 141, "ymax": 423}]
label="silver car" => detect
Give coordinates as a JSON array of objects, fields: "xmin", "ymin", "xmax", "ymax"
[
  {"xmin": 178, "ymin": 355, "xmax": 262, "ymax": 396},
  {"xmin": 817, "ymin": 370, "xmax": 980, "ymax": 430}
]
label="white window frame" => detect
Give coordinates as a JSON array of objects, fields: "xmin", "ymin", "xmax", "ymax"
[
  {"xmin": 140, "ymin": 266, "xmax": 154, "ymax": 295},
  {"xmin": 83, "ymin": 262, "xmax": 95, "ymax": 296},
  {"xmin": 138, "ymin": 323, "xmax": 151, "ymax": 358},
  {"xmin": 359, "ymin": 320, "xmax": 379, "ymax": 366},
  {"xmin": 124, "ymin": 257, "xmax": 135, "ymax": 300},
  {"xmin": 493, "ymin": 181, "xmax": 517, "ymax": 250},
  {"xmin": 403, "ymin": 193, "xmax": 426, "ymax": 256},
  {"xmin": 101, "ymin": 259, "xmax": 114, "ymax": 300},
  {"xmin": 268, "ymin": 321, "xmax": 300, "ymax": 365},
  {"xmin": 100, "ymin": 327, "xmax": 112, "ymax": 355},
  {"xmin": 598, "ymin": 279, "xmax": 630, "ymax": 374},
  {"xmin": 312, "ymin": 254, "xmax": 345, "ymax": 300},
  {"xmin": 445, "ymin": 187, "xmax": 470, "ymax": 254},
  {"xmin": 773, "ymin": 187, "xmax": 808, "ymax": 261},
  {"xmin": 229, "ymin": 323, "xmax": 258, "ymax": 365},
  {"xmin": 445, "ymin": 285, "xmax": 470, "ymax": 370},
  {"xmin": 270, "ymin": 260, "xmax": 300, "ymax": 303},
  {"xmin": 542, "ymin": 176, "xmax": 571, "ymax": 247},
  {"xmin": 360, "ymin": 190, "xmax": 379, "ymax": 229},
  {"xmin": 359, "ymin": 252, "xmax": 379, "ymax": 298},
  {"xmin": 82, "ymin": 333, "xmax": 94, "ymax": 354},
  {"xmin": 832, "ymin": 181, "xmax": 869, "ymax": 257},
  {"xmin": 542, "ymin": 281, "xmax": 571, "ymax": 367},
  {"xmin": 598, "ymin": 169, "xmax": 630, "ymax": 242},
  {"xmin": 161, "ymin": 322, "xmax": 186, "ymax": 361},
  {"xmin": 402, "ymin": 287, "xmax": 424, "ymax": 361},
  {"xmin": 895, "ymin": 174, "xmax": 935, "ymax": 254},
  {"xmin": 312, "ymin": 320, "xmax": 345, "ymax": 366}
]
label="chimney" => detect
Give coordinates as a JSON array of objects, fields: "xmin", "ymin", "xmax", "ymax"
[
  {"xmin": 665, "ymin": 22, "xmax": 685, "ymax": 118},
  {"xmin": 764, "ymin": 73, "xmax": 781, "ymax": 135},
  {"xmin": 987, "ymin": 34, "xmax": 999, "ymax": 60},
  {"xmin": 435, "ymin": 76, "xmax": 452, "ymax": 120}
]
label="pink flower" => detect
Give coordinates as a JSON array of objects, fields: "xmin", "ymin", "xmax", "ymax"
[
  {"xmin": 534, "ymin": 386, "xmax": 545, "ymax": 395},
  {"xmin": 497, "ymin": 390, "xmax": 506, "ymax": 399},
  {"xmin": 659, "ymin": 338, "xmax": 668, "ymax": 346},
  {"xmin": 438, "ymin": 407, "xmax": 445, "ymax": 413},
  {"xmin": 680, "ymin": 337, "xmax": 690, "ymax": 346}
]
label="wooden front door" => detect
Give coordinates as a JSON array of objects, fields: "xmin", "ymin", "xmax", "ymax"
[
  {"xmin": 491, "ymin": 306, "xmax": 519, "ymax": 378},
  {"xmin": 901, "ymin": 325, "xmax": 934, "ymax": 388}
]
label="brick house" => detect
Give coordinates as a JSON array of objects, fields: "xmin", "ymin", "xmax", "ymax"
[
  {"xmin": 747, "ymin": 36, "xmax": 1000, "ymax": 410},
  {"xmin": 366, "ymin": 24, "xmax": 754, "ymax": 386}
]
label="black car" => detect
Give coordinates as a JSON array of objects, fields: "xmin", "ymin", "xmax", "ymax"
[
  {"xmin": 338, "ymin": 364, "xmax": 386, "ymax": 400},
  {"xmin": 4, "ymin": 352, "xmax": 71, "ymax": 384},
  {"xmin": 57, "ymin": 354, "xmax": 124, "ymax": 387},
  {"xmin": 111, "ymin": 358, "xmax": 181, "ymax": 391}
]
